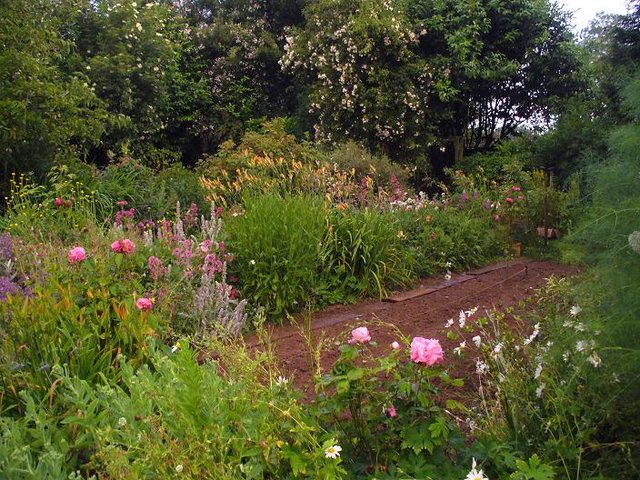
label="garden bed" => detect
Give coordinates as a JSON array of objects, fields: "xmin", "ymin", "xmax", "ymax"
[{"xmin": 249, "ymin": 259, "xmax": 577, "ymax": 397}]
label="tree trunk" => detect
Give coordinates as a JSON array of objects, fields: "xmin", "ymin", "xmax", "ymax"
[{"xmin": 452, "ymin": 136, "xmax": 464, "ymax": 165}]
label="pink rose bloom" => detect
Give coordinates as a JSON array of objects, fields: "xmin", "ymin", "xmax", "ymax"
[
  {"xmin": 391, "ymin": 341, "xmax": 400, "ymax": 350},
  {"xmin": 136, "ymin": 297, "xmax": 153, "ymax": 311},
  {"xmin": 111, "ymin": 239, "xmax": 135, "ymax": 255},
  {"xmin": 348, "ymin": 326, "xmax": 371, "ymax": 344},
  {"xmin": 505, "ymin": 197, "xmax": 514, "ymax": 204},
  {"xmin": 385, "ymin": 405, "xmax": 398, "ymax": 418},
  {"xmin": 410, "ymin": 337, "xmax": 444, "ymax": 366},
  {"xmin": 67, "ymin": 246, "xmax": 87, "ymax": 264},
  {"xmin": 512, "ymin": 186, "xmax": 521, "ymax": 192},
  {"xmin": 54, "ymin": 197, "xmax": 63, "ymax": 207},
  {"xmin": 116, "ymin": 200, "xmax": 128, "ymax": 207}
]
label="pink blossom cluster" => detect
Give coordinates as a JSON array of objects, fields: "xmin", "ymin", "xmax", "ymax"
[{"xmin": 111, "ymin": 238, "xmax": 136, "ymax": 255}]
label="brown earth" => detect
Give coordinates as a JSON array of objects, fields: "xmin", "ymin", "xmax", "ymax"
[{"xmin": 246, "ymin": 258, "xmax": 576, "ymax": 397}]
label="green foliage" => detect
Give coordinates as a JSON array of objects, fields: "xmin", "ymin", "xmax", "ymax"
[
  {"xmin": 458, "ymin": 138, "xmax": 535, "ymax": 185},
  {"xmin": 198, "ymin": 118, "xmax": 320, "ymax": 181},
  {"xmin": 227, "ymin": 195, "xmax": 327, "ymax": 319},
  {"xmin": 328, "ymin": 141, "xmax": 411, "ymax": 188},
  {"xmin": 0, "ymin": 0, "xmax": 106, "ymax": 190},
  {"xmin": 395, "ymin": 201, "xmax": 507, "ymax": 276},
  {"xmin": 89, "ymin": 346, "xmax": 344, "ymax": 479},
  {"xmin": 0, "ymin": 344, "xmax": 346, "ymax": 479},
  {"xmin": 320, "ymin": 209, "xmax": 412, "ymax": 302}
]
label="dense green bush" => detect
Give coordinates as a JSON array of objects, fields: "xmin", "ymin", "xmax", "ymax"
[{"xmin": 0, "ymin": 343, "xmax": 346, "ymax": 479}]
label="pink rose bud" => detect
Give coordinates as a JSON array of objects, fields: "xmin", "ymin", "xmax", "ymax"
[
  {"xmin": 135, "ymin": 297, "xmax": 153, "ymax": 311},
  {"xmin": 54, "ymin": 197, "xmax": 63, "ymax": 207},
  {"xmin": 391, "ymin": 341, "xmax": 400, "ymax": 350},
  {"xmin": 512, "ymin": 186, "xmax": 521, "ymax": 192},
  {"xmin": 410, "ymin": 337, "xmax": 444, "ymax": 366},
  {"xmin": 116, "ymin": 200, "xmax": 128, "ymax": 207},
  {"xmin": 505, "ymin": 197, "xmax": 514, "ymax": 204},
  {"xmin": 348, "ymin": 326, "xmax": 371, "ymax": 344},
  {"xmin": 67, "ymin": 246, "xmax": 87, "ymax": 264},
  {"xmin": 386, "ymin": 405, "xmax": 398, "ymax": 418}
]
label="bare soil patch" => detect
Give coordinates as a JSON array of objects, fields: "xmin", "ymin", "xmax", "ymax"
[{"xmin": 247, "ymin": 259, "xmax": 576, "ymax": 397}]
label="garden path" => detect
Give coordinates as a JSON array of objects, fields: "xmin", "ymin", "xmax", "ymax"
[{"xmin": 246, "ymin": 259, "xmax": 575, "ymax": 397}]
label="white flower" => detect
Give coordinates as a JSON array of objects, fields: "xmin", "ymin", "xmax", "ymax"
[
  {"xmin": 534, "ymin": 363, "xmax": 543, "ymax": 379},
  {"xmin": 465, "ymin": 306, "xmax": 478, "ymax": 316},
  {"xmin": 453, "ymin": 341, "xmax": 466, "ymax": 356},
  {"xmin": 523, "ymin": 324, "xmax": 540, "ymax": 346},
  {"xmin": 570, "ymin": 305, "xmax": 582, "ymax": 317},
  {"xmin": 472, "ymin": 335, "xmax": 481, "ymax": 347},
  {"xmin": 475, "ymin": 359, "xmax": 489, "ymax": 375},
  {"xmin": 249, "ymin": 259, "xmax": 256, "ymax": 266},
  {"xmin": 136, "ymin": 22, "xmax": 142, "ymax": 31},
  {"xmin": 171, "ymin": 344, "xmax": 179, "ymax": 353},
  {"xmin": 458, "ymin": 310, "xmax": 467, "ymax": 328},
  {"xmin": 324, "ymin": 445, "xmax": 342, "ymax": 459},
  {"xmin": 175, "ymin": 464, "xmax": 183, "ymax": 473},
  {"xmin": 444, "ymin": 318, "xmax": 454, "ymax": 328},
  {"xmin": 444, "ymin": 272, "xmax": 452, "ymax": 281},
  {"xmin": 587, "ymin": 352, "xmax": 602, "ymax": 367},
  {"xmin": 275, "ymin": 375, "xmax": 289, "ymax": 387},
  {"xmin": 493, "ymin": 342, "xmax": 503, "ymax": 354},
  {"xmin": 628, "ymin": 231, "xmax": 640, "ymax": 254},
  {"xmin": 465, "ymin": 458, "xmax": 489, "ymax": 480},
  {"xmin": 117, "ymin": 417, "xmax": 127, "ymax": 427},
  {"xmin": 535, "ymin": 382, "xmax": 546, "ymax": 398}
]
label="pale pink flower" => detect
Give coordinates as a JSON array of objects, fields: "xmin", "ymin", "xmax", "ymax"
[
  {"xmin": 505, "ymin": 197, "xmax": 514, "ymax": 204},
  {"xmin": 385, "ymin": 405, "xmax": 398, "ymax": 418},
  {"xmin": 136, "ymin": 297, "xmax": 153, "ymax": 311},
  {"xmin": 391, "ymin": 341, "xmax": 400, "ymax": 350},
  {"xmin": 67, "ymin": 246, "xmax": 87, "ymax": 264},
  {"xmin": 348, "ymin": 326, "xmax": 371, "ymax": 344},
  {"xmin": 410, "ymin": 337, "xmax": 444, "ymax": 366}
]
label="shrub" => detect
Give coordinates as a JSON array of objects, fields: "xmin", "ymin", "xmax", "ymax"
[{"xmin": 328, "ymin": 141, "xmax": 411, "ymax": 189}]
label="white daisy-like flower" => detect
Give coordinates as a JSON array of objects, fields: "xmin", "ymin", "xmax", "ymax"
[
  {"xmin": 444, "ymin": 318, "xmax": 454, "ymax": 328},
  {"xmin": 465, "ymin": 458, "xmax": 489, "ymax": 480},
  {"xmin": 175, "ymin": 464, "xmax": 183, "ymax": 473},
  {"xmin": 453, "ymin": 341, "xmax": 466, "ymax": 356},
  {"xmin": 324, "ymin": 445, "xmax": 342, "ymax": 459},
  {"xmin": 444, "ymin": 272, "xmax": 452, "ymax": 281},
  {"xmin": 275, "ymin": 375, "xmax": 289, "ymax": 387},
  {"xmin": 249, "ymin": 259, "xmax": 256, "ymax": 265},
  {"xmin": 472, "ymin": 335, "xmax": 481, "ymax": 347},
  {"xmin": 117, "ymin": 416, "xmax": 127, "ymax": 428},
  {"xmin": 535, "ymin": 382, "xmax": 546, "ymax": 398},
  {"xmin": 570, "ymin": 305, "xmax": 582, "ymax": 317},
  {"xmin": 136, "ymin": 22, "xmax": 142, "ymax": 31}
]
